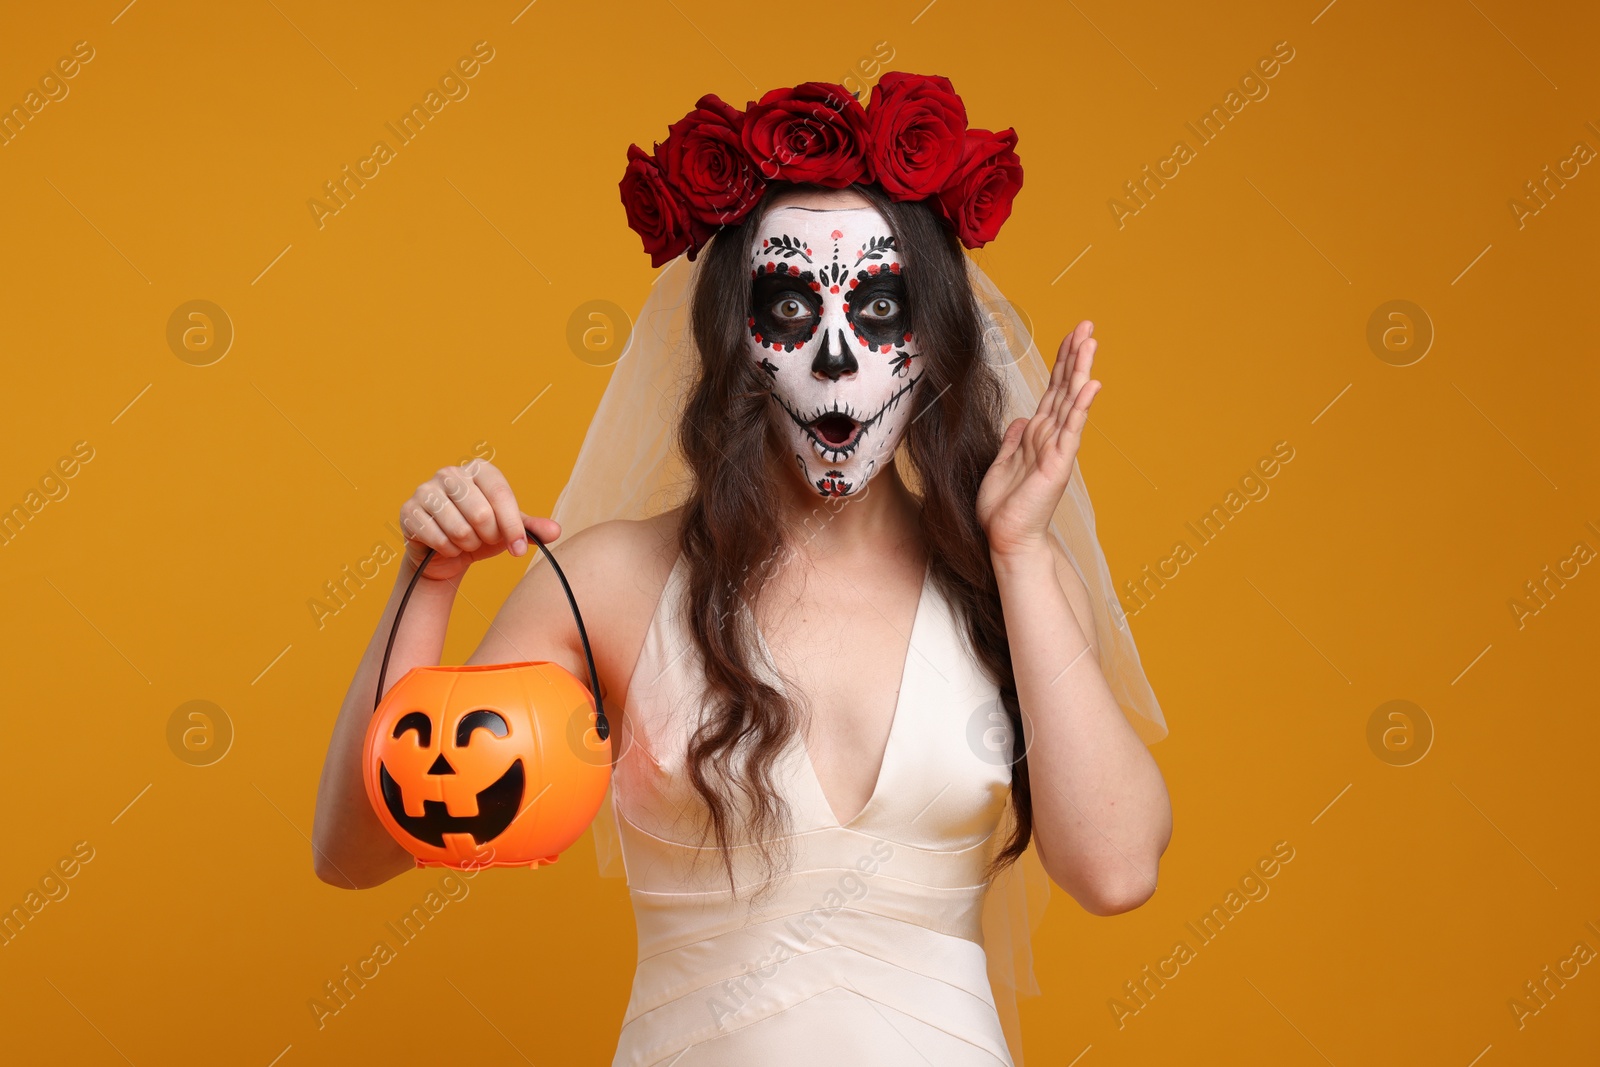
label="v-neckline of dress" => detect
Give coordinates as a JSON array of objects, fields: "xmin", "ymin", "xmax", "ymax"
[{"xmin": 750, "ymin": 560, "xmax": 934, "ymax": 830}]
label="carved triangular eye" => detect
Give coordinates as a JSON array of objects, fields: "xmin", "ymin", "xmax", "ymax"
[
  {"xmin": 392, "ymin": 711, "xmax": 432, "ymax": 747},
  {"xmin": 456, "ymin": 709, "xmax": 509, "ymax": 746}
]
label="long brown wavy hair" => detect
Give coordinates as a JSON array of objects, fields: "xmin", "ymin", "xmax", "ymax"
[{"xmin": 675, "ymin": 180, "xmax": 1032, "ymax": 897}]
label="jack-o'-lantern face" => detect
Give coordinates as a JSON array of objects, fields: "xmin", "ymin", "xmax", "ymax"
[
  {"xmin": 362, "ymin": 661, "xmax": 611, "ymax": 869},
  {"xmin": 378, "ymin": 708, "xmax": 523, "ymax": 847}
]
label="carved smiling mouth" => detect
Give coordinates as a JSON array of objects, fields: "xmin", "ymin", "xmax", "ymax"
[
  {"xmin": 774, "ymin": 373, "xmax": 920, "ymax": 463},
  {"xmin": 379, "ymin": 759, "xmax": 525, "ymax": 847}
]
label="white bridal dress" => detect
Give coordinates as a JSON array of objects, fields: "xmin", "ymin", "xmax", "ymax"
[
  {"xmin": 610, "ymin": 552, "xmax": 1021, "ymax": 1064},
  {"xmin": 530, "ymin": 250, "xmax": 1168, "ymax": 1065}
]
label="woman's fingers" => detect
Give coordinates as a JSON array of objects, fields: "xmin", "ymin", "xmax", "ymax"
[
  {"xmin": 1050, "ymin": 326, "xmax": 1075, "ymax": 389},
  {"xmin": 474, "ymin": 464, "xmax": 528, "ymax": 556},
  {"xmin": 994, "ymin": 417, "xmax": 1028, "ymax": 468},
  {"xmin": 1053, "ymin": 321, "xmax": 1092, "ymax": 387},
  {"xmin": 1045, "ymin": 321, "xmax": 1094, "ymax": 419},
  {"xmin": 440, "ymin": 466, "xmax": 502, "ymax": 547},
  {"xmin": 1051, "ymin": 332, "xmax": 1098, "ymax": 427},
  {"xmin": 396, "ymin": 460, "xmax": 552, "ymax": 580},
  {"xmin": 1071, "ymin": 338, "xmax": 1097, "ymax": 399},
  {"xmin": 399, "ymin": 502, "xmax": 456, "ymax": 556},
  {"xmin": 418, "ymin": 477, "xmax": 482, "ymax": 550},
  {"xmin": 521, "ymin": 514, "xmax": 562, "ymax": 546},
  {"xmin": 1057, "ymin": 378, "xmax": 1102, "ymax": 449}
]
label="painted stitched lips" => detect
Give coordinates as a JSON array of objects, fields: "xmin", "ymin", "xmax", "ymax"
[{"xmin": 776, "ymin": 375, "xmax": 920, "ymax": 463}]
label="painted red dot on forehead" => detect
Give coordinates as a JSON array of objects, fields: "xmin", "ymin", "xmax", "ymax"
[{"xmin": 831, "ymin": 229, "xmax": 842, "ymax": 239}]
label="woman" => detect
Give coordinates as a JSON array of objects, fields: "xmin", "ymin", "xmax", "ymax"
[{"xmin": 313, "ymin": 76, "xmax": 1171, "ymax": 1065}]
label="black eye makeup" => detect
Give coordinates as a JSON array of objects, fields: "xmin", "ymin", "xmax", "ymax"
[
  {"xmin": 845, "ymin": 273, "xmax": 910, "ymax": 349},
  {"xmin": 750, "ymin": 270, "xmax": 822, "ymax": 350}
]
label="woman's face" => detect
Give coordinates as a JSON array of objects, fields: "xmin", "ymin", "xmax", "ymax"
[{"xmin": 747, "ymin": 201, "xmax": 921, "ymax": 498}]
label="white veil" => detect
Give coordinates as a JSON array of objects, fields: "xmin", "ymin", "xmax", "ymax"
[{"xmin": 530, "ymin": 247, "xmax": 1167, "ymax": 1063}]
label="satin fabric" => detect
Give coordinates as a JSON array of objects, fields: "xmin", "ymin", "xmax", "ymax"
[{"xmin": 609, "ymin": 552, "xmax": 1018, "ymax": 1066}]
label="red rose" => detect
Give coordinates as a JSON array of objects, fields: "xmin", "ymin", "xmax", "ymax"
[
  {"xmin": 864, "ymin": 72, "xmax": 967, "ymax": 198},
  {"xmin": 935, "ymin": 128, "xmax": 1023, "ymax": 249},
  {"xmin": 658, "ymin": 94, "xmax": 766, "ymax": 227},
  {"xmin": 741, "ymin": 82, "xmax": 869, "ymax": 188},
  {"xmin": 619, "ymin": 144, "xmax": 713, "ymax": 268}
]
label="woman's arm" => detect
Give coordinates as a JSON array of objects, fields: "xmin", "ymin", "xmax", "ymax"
[
  {"xmin": 993, "ymin": 541, "xmax": 1171, "ymax": 915},
  {"xmin": 310, "ymin": 460, "xmax": 563, "ymax": 889},
  {"xmin": 311, "ymin": 558, "xmax": 458, "ymax": 888},
  {"xmin": 977, "ymin": 320, "xmax": 1172, "ymax": 915}
]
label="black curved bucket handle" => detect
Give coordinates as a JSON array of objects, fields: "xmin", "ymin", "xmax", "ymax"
[{"xmin": 373, "ymin": 526, "xmax": 608, "ymax": 742}]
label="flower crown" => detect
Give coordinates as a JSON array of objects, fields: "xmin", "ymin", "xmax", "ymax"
[{"xmin": 619, "ymin": 73, "xmax": 1023, "ymax": 268}]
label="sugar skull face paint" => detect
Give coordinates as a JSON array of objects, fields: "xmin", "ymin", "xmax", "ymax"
[{"xmin": 748, "ymin": 205, "xmax": 920, "ymax": 499}]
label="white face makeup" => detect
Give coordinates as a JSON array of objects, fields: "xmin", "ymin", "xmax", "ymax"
[{"xmin": 748, "ymin": 205, "xmax": 921, "ymax": 499}]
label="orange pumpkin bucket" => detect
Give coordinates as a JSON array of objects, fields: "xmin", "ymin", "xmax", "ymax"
[{"xmin": 362, "ymin": 527, "xmax": 611, "ymax": 869}]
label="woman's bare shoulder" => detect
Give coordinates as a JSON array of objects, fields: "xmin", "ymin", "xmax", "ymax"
[
  {"xmin": 545, "ymin": 507, "xmax": 683, "ymax": 624},
  {"xmin": 549, "ymin": 507, "xmax": 684, "ymax": 597},
  {"xmin": 543, "ymin": 508, "xmax": 687, "ymax": 712},
  {"xmin": 475, "ymin": 508, "xmax": 684, "ymax": 676}
]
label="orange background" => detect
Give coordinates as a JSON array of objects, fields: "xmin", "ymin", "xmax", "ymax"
[{"xmin": 2, "ymin": 1, "xmax": 1596, "ymax": 1063}]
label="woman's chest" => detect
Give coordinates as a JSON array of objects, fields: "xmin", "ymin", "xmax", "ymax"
[
  {"xmin": 616, "ymin": 557, "xmax": 1014, "ymax": 851},
  {"xmin": 754, "ymin": 562, "xmax": 928, "ymax": 825}
]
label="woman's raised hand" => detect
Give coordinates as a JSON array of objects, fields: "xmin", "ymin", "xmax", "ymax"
[
  {"xmin": 398, "ymin": 459, "xmax": 561, "ymax": 582},
  {"xmin": 976, "ymin": 320, "xmax": 1101, "ymax": 560}
]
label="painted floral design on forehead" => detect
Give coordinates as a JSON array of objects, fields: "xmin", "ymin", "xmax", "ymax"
[{"xmin": 746, "ymin": 206, "xmax": 920, "ymax": 498}]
